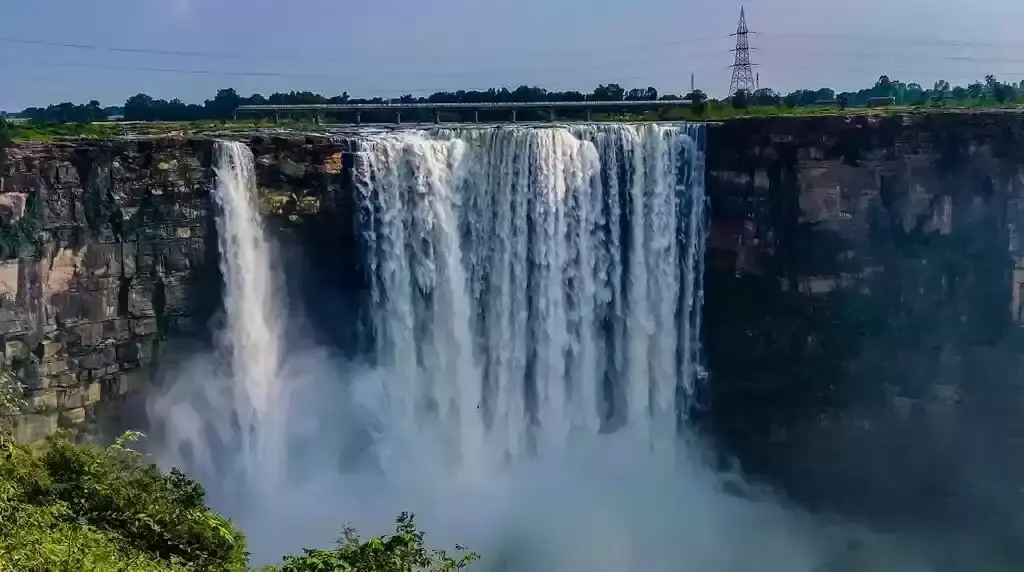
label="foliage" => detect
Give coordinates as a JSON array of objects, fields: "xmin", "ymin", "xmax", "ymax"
[
  {"xmin": 6, "ymin": 121, "xmax": 119, "ymax": 143},
  {"xmin": 272, "ymin": 512, "xmax": 479, "ymax": 572},
  {"xmin": 0, "ymin": 191, "xmax": 45, "ymax": 260},
  {"xmin": 10, "ymin": 72, "xmax": 1024, "ymax": 127},
  {"xmin": 0, "ymin": 371, "xmax": 24, "ymax": 438},
  {"xmin": 684, "ymin": 89, "xmax": 708, "ymax": 116},
  {"xmin": 731, "ymin": 89, "xmax": 750, "ymax": 110},
  {"xmin": 1, "ymin": 373, "xmax": 475, "ymax": 571},
  {"xmin": 0, "ymin": 420, "xmax": 248, "ymax": 571},
  {"xmin": 0, "ymin": 118, "xmax": 10, "ymax": 147},
  {"xmin": 18, "ymin": 101, "xmax": 108, "ymax": 124}
]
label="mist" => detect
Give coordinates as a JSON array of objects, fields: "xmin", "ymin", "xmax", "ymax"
[{"xmin": 145, "ymin": 333, "xmax": 941, "ymax": 571}]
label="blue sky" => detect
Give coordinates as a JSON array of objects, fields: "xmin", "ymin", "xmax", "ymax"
[{"xmin": 4, "ymin": 0, "xmax": 1024, "ymax": 110}]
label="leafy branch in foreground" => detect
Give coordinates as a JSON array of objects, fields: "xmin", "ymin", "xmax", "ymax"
[
  {"xmin": 274, "ymin": 512, "xmax": 479, "ymax": 572},
  {"xmin": 1, "ymin": 422, "xmax": 248, "ymax": 570}
]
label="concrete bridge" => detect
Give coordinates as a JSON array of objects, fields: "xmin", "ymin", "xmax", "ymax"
[{"xmin": 234, "ymin": 100, "xmax": 693, "ymax": 125}]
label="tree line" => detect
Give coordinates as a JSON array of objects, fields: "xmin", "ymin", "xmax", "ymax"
[
  {"xmin": 739, "ymin": 74, "xmax": 1024, "ymax": 109},
  {"xmin": 7, "ymin": 74, "xmax": 1024, "ymax": 124}
]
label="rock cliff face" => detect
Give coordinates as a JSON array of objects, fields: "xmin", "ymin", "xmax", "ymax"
[
  {"xmin": 703, "ymin": 113, "xmax": 1024, "ymax": 541},
  {"xmin": 2, "ymin": 117, "xmax": 1023, "ymax": 539},
  {"xmin": 0, "ymin": 135, "xmax": 349, "ymax": 442}
]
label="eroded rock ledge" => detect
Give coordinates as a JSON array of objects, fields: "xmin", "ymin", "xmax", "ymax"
[{"xmin": 0, "ymin": 135, "xmax": 348, "ymax": 441}]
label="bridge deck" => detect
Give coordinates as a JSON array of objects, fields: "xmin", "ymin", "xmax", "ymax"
[{"xmin": 236, "ymin": 100, "xmax": 691, "ymax": 113}]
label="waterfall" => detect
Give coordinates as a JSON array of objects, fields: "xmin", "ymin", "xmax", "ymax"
[
  {"xmin": 150, "ymin": 128, "xmax": 933, "ymax": 572},
  {"xmin": 354, "ymin": 123, "xmax": 706, "ymax": 473},
  {"xmin": 211, "ymin": 140, "xmax": 287, "ymax": 488}
]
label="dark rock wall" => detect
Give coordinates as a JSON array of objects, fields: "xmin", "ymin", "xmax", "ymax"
[{"xmin": 703, "ymin": 113, "xmax": 1024, "ymax": 543}]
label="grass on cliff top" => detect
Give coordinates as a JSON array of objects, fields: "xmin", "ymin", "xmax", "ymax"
[
  {"xmin": 6, "ymin": 119, "xmax": 276, "ymax": 142},
  {"xmin": 7, "ymin": 122, "xmax": 121, "ymax": 142}
]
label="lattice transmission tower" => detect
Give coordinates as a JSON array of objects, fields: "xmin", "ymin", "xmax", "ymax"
[{"xmin": 728, "ymin": 7, "xmax": 757, "ymax": 96}]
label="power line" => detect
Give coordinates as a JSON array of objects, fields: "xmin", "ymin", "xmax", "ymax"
[
  {"xmin": 4, "ymin": 55, "xmax": 731, "ymax": 90},
  {"xmin": 758, "ymin": 47, "xmax": 1024, "ymax": 66},
  {"xmin": 756, "ymin": 31, "xmax": 1024, "ymax": 50},
  {"xmin": 0, "ymin": 60, "xmax": 726, "ymax": 99},
  {"xmin": 0, "ymin": 34, "xmax": 733, "ymax": 65}
]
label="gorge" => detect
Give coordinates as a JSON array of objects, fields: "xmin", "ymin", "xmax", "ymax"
[{"xmin": 2, "ymin": 114, "xmax": 1024, "ymax": 569}]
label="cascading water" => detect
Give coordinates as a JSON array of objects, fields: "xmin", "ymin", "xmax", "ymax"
[
  {"xmin": 151, "ymin": 126, "xmax": 923, "ymax": 572},
  {"xmin": 210, "ymin": 141, "xmax": 288, "ymax": 489},
  {"xmin": 354, "ymin": 124, "xmax": 706, "ymax": 473},
  {"xmin": 151, "ymin": 141, "xmax": 289, "ymax": 495}
]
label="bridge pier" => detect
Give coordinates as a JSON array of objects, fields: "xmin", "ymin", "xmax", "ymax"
[
  {"xmin": 548, "ymin": 108, "xmax": 556, "ymax": 122},
  {"xmin": 473, "ymin": 110, "xmax": 479, "ymax": 123},
  {"xmin": 586, "ymin": 109, "xmax": 592, "ymax": 122},
  {"xmin": 396, "ymin": 111, "xmax": 402, "ymax": 125},
  {"xmin": 274, "ymin": 112, "xmax": 280, "ymax": 124},
  {"xmin": 511, "ymin": 109, "xmax": 517, "ymax": 123},
  {"xmin": 355, "ymin": 111, "xmax": 361, "ymax": 125},
  {"xmin": 434, "ymin": 109, "xmax": 441, "ymax": 125}
]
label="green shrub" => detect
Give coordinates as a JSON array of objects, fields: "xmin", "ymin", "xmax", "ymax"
[
  {"xmin": 0, "ymin": 425, "xmax": 248, "ymax": 571},
  {"xmin": 1, "ymin": 372, "xmax": 476, "ymax": 571},
  {"xmin": 273, "ymin": 512, "xmax": 479, "ymax": 572}
]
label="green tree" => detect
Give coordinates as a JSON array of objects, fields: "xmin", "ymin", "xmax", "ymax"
[
  {"xmin": 752, "ymin": 88, "xmax": 781, "ymax": 106},
  {"xmin": 204, "ymin": 88, "xmax": 242, "ymax": 119},
  {"xmin": 872, "ymin": 75, "xmax": 894, "ymax": 98},
  {"xmin": 967, "ymin": 81, "xmax": 985, "ymax": 100},
  {"xmin": 275, "ymin": 513, "xmax": 478, "ymax": 572},
  {"xmin": 932, "ymin": 80, "xmax": 950, "ymax": 103},
  {"xmin": 684, "ymin": 89, "xmax": 708, "ymax": 116},
  {"xmin": 731, "ymin": 89, "xmax": 750, "ymax": 110},
  {"xmin": 591, "ymin": 84, "xmax": 626, "ymax": 101}
]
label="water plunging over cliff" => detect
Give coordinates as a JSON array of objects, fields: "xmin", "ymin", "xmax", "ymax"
[
  {"xmin": 211, "ymin": 141, "xmax": 288, "ymax": 488},
  {"xmin": 149, "ymin": 141, "xmax": 290, "ymax": 493},
  {"xmin": 353, "ymin": 124, "xmax": 707, "ymax": 474}
]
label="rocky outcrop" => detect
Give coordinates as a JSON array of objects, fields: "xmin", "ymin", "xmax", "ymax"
[
  {"xmin": 0, "ymin": 135, "xmax": 349, "ymax": 442},
  {"xmin": 0, "ymin": 139, "xmax": 214, "ymax": 441},
  {"xmin": 702, "ymin": 113, "xmax": 1024, "ymax": 542}
]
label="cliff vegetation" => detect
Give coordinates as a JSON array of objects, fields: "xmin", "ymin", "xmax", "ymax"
[
  {"xmin": 0, "ymin": 443, "xmax": 476, "ymax": 571},
  {"xmin": 0, "ymin": 373, "xmax": 478, "ymax": 571}
]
